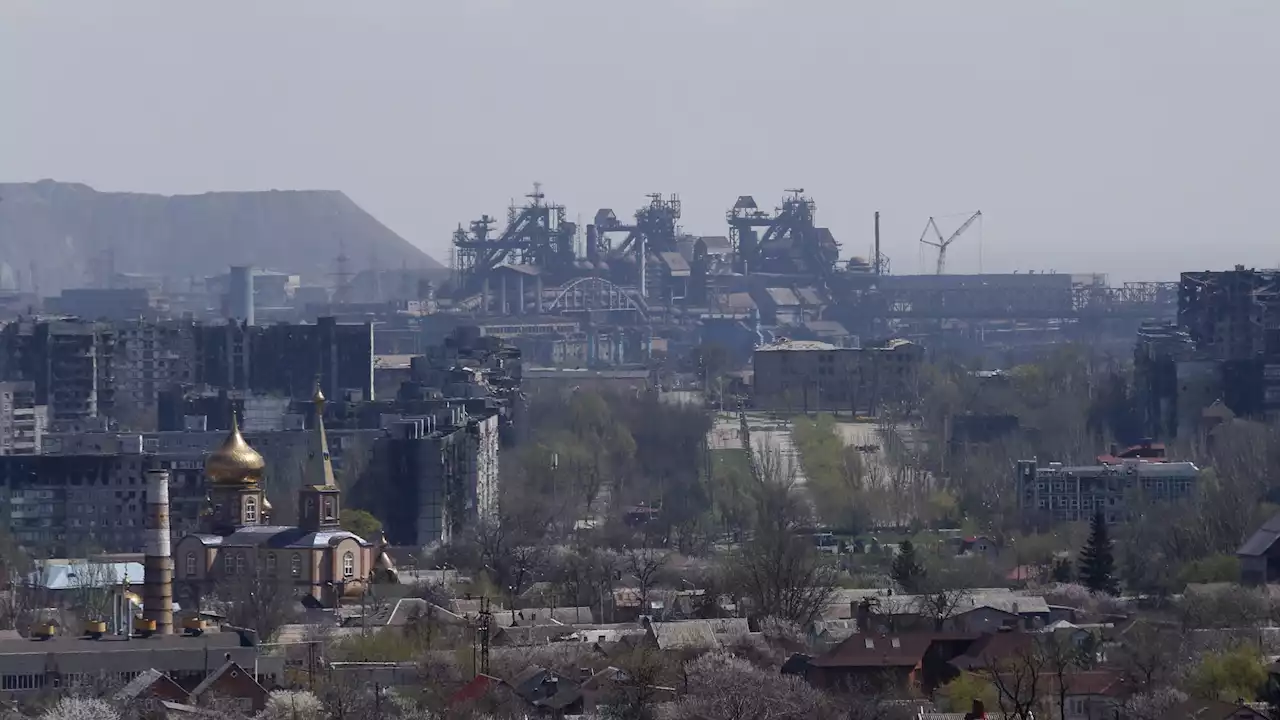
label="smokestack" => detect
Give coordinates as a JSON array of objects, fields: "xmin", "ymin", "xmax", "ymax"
[
  {"xmin": 143, "ymin": 469, "xmax": 174, "ymax": 635},
  {"xmin": 874, "ymin": 211, "xmax": 881, "ymax": 276}
]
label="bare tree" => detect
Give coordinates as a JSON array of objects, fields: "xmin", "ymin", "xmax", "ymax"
[
  {"xmin": 721, "ymin": 444, "xmax": 838, "ymax": 625},
  {"xmin": 209, "ymin": 564, "xmax": 296, "ymax": 641},
  {"xmin": 1113, "ymin": 621, "xmax": 1184, "ymax": 691},
  {"xmin": 671, "ymin": 651, "xmax": 839, "ymax": 720},
  {"xmin": 977, "ymin": 640, "xmax": 1047, "ymax": 720},
  {"xmin": 67, "ymin": 560, "xmax": 116, "ymax": 624},
  {"xmin": 625, "ymin": 547, "xmax": 670, "ymax": 616},
  {"xmin": 912, "ymin": 588, "xmax": 972, "ymax": 631}
]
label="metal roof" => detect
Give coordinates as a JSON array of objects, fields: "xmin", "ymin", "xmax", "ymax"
[{"xmin": 28, "ymin": 561, "xmax": 145, "ymax": 590}]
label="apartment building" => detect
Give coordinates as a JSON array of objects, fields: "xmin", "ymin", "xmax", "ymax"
[
  {"xmin": 751, "ymin": 338, "xmax": 924, "ymax": 413},
  {"xmin": 0, "ymin": 381, "xmax": 45, "ymax": 455},
  {"xmin": 1016, "ymin": 456, "xmax": 1199, "ymax": 524}
]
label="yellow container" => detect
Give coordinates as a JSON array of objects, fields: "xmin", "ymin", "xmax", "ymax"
[
  {"xmin": 132, "ymin": 617, "xmax": 157, "ymax": 637},
  {"xmin": 31, "ymin": 622, "xmax": 57, "ymax": 639}
]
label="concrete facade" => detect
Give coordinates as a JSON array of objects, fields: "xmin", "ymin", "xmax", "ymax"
[
  {"xmin": 751, "ymin": 339, "xmax": 924, "ymax": 413},
  {"xmin": 0, "ymin": 381, "xmax": 45, "ymax": 455}
]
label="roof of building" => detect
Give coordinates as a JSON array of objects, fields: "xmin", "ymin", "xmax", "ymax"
[
  {"xmin": 651, "ymin": 620, "xmax": 719, "ymax": 651},
  {"xmin": 950, "ymin": 631, "xmax": 1034, "ymax": 671},
  {"xmin": 113, "ymin": 668, "xmax": 176, "ymax": 702},
  {"xmin": 0, "ymin": 631, "xmax": 249, "ymax": 675},
  {"xmin": 809, "ymin": 633, "xmax": 936, "ymax": 669},
  {"xmin": 656, "ymin": 252, "xmax": 690, "ymax": 277},
  {"xmin": 186, "ymin": 526, "xmax": 371, "ymax": 550},
  {"xmin": 724, "ymin": 292, "xmax": 756, "ymax": 312},
  {"xmin": 1165, "ymin": 698, "xmax": 1266, "ymax": 720},
  {"xmin": 190, "ymin": 660, "xmax": 263, "ymax": 701},
  {"xmin": 27, "ymin": 561, "xmax": 145, "ymax": 590},
  {"xmin": 796, "ymin": 287, "xmax": 824, "ymax": 305},
  {"xmin": 801, "ymin": 320, "xmax": 849, "ymax": 337},
  {"xmin": 763, "ymin": 287, "xmax": 802, "ymax": 307},
  {"xmin": 1239, "ymin": 512, "xmax": 1280, "ymax": 557},
  {"xmin": 522, "ymin": 368, "xmax": 650, "ymax": 380},
  {"xmin": 698, "ymin": 236, "xmax": 733, "ymax": 253},
  {"xmin": 756, "ymin": 339, "xmax": 837, "ymax": 352},
  {"xmin": 504, "ymin": 607, "xmax": 594, "ymax": 627}
]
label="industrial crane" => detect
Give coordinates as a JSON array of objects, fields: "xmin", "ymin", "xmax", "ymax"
[{"xmin": 919, "ymin": 210, "xmax": 982, "ymax": 275}]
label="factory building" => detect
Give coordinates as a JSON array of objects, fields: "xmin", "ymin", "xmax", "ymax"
[
  {"xmin": 1135, "ymin": 267, "xmax": 1280, "ymax": 439},
  {"xmin": 750, "ymin": 338, "xmax": 924, "ymax": 413}
]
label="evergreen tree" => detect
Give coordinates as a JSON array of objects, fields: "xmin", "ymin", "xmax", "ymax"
[
  {"xmin": 891, "ymin": 539, "xmax": 927, "ymax": 593},
  {"xmin": 1079, "ymin": 510, "xmax": 1119, "ymax": 595}
]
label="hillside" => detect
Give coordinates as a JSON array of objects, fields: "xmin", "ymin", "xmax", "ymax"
[{"xmin": 0, "ymin": 180, "xmax": 442, "ymax": 293}]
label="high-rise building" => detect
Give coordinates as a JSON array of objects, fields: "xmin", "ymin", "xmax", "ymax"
[{"xmin": 0, "ymin": 381, "xmax": 45, "ymax": 455}]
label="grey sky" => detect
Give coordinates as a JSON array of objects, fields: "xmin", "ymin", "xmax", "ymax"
[{"xmin": 3, "ymin": 1, "xmax": 1276, "ymax": 281}]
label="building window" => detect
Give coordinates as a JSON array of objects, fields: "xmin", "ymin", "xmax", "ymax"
[
  {"xmin": 322, "ymin": 498, "xmax": 335, "ymax": 521},
  {"xmin": 291, "ymin": 553, "xmax": 302, "ymax": 578},
  {"xmin": 342, "ymin": 551, "xmax": 355, "ymax": 579},
  {"xmin": 185, "ymin": 552, "xmax": 196, "ymax": 577},
  {"xmin": 245, "ymin": 496, "xmax": 257, "ymax": 523},
  {"xmin": 235, "ymin": 552, "xmax": 246, "ymax": 576},
  {"xmin": 223, "ymin": 552, "xmax": 234, "ymax": 575},
  {"xmin": 266, "ymin": 553, "xmax": 277, "ymax": 575}
]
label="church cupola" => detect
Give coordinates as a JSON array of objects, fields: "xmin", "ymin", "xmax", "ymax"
[{"xmin": 203, "ymin": 414, "xmax": 267, "ymax": 535}]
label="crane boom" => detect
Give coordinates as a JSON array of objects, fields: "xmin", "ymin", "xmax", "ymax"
[{"xmin": 918, "ymin": 210, "xmax": 982, "ymax": 275}]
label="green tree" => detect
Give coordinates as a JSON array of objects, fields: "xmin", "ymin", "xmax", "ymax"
[
  {"xmin": 1189, "ymin": 645, "xmax": 1267, "ymax": 701},
  {"xmin": 891, "ymin": 540, "xmax": 927, "ymax": 593},
  {"xmin": 340, "ymin": 508, "xmax": 383, "ymax": 540},
  {"xmin": 1079, "ymin": 511, "xmax": 1118, "ymax": 595}
]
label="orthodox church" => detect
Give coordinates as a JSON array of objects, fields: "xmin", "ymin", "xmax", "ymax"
[{"xmin": 173, "ymin": 384, "xmax": 394, "ymax": 608}]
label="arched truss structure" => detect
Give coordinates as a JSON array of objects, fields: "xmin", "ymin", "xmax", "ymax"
[{"xmin": 546, "ymin": 276, "xmax": 648, "ymax": 320}]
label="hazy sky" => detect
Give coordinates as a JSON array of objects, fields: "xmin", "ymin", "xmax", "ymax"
[{"xmin": 3, "ymin": 1, "xmax": 1276, "ymax": 281}]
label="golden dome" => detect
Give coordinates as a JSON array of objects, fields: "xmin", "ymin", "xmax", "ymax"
[{"xmin": 205, "ymin": 416, "xmax": 265, "ymax": 485}]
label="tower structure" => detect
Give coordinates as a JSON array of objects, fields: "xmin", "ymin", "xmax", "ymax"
[
  {"xmin": 142, "ymin": 468, "xmax": 174, "ymax": 635},
  {"xmin": 298, "ymin": 382, "xmax": 342, "ymax": 531},
  {"xmin": 203, "ymin": 414, "xmax": 268, "ymax": 534}
]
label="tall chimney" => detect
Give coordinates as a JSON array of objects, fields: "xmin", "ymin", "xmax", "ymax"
[{"xmin": 143, "ymin": 469, "xmax": 174, "ymax": 635}]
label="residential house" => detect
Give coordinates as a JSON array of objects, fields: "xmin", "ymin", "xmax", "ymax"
[
  {"xmin": 807, "ymin": 633, "xmax": 939, "ymax": 691},
  {"xmin": 1238, "ymin": 512, "xmax": 1280, "ymax": 585},
  {"xmin": 114, "ymin": 669, "xmax": 190, "ymax": 719},
  {"xmin": 188, "ymin": 661, "xmax": 269, "ymax": 714}
]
